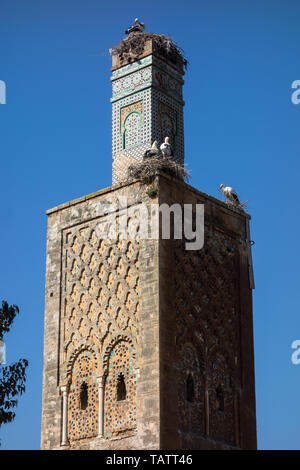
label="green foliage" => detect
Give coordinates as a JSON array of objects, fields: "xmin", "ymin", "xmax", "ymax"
[
  {"xmin": 0, "ymin": 301, "xmax": 19, "ymax": 340},
  {"xmin": 0, "ymin": 359, "xmax": 28, "ymax": 425},
  {"xmin": 0, "ymin": 300, "xmax": 28, "ymax": 430}
]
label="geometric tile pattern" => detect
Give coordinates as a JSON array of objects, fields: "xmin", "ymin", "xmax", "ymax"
[
  {"xmin": 121, "ymin": 101, "xmax": 143, "ymax": 136},
  {"xmin": 152, "ymin": 89, "xmax": 184, "ymax": 165},
  {"xmin": 111, "ymin": 49, "xmax": 185, "ymax": 184},
  {"xmin": 67, "ymin": 350, "xmax": 98, "ymax": 441},
  {"xmin": 123, "ymin": 111, "xmax": 142, "ymax": 149},
  {"xmin": 104, "ymin": 341, "xmax": 136, "ymax": 437}
]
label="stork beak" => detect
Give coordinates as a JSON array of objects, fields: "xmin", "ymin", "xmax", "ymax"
[{"xmin": 218, "ymin": 184, "xmax": 223, "ymax": 191}]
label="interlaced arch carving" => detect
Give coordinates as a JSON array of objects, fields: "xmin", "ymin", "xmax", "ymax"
[
  {"xmin": 174, "ymin": 226, "xmax": 240, "ymax": 445},
  {"xmin": 60, "ymin": 212, "xmax": 141, "ymax": 385}
]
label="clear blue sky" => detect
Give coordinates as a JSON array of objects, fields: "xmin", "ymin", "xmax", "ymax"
[{"xmin": 1, "ymin": 0, "xmax": 300, "ymax": 450}]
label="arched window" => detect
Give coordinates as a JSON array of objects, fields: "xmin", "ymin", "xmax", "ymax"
[
  {"xmin": 79, "ymin": 382, "xmax": 88, "ymax": 410},
  {"xmin": 123, "ymin": 112, "xmax": 141, "ymax": 149},
  {"xmin": 116, "ymin": 373, "xmax": 126, "ymax": 401},
  {"xmin": 186, "ymin": 373, "xmax": 195, "ymax": 403}
]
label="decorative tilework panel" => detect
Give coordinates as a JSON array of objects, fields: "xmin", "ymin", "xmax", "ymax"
[
  {"xmin": 68, "ymin": 350, "xmax": 98, "ymax": 441},
  {"xmin": 112, "ymin": 90, "xmax": 152, "ymax": 156},
  {"xmin": 111, "ymin": 54, "xmax": 185, "ymax": 183},
  {"xmin": 112, "ymin": 67, "xmax": 152, "ymax": 100},
  {"xmin": 152, "ymin": 89, "xmax": 184, "ymax": 165},
  {"xmin": 120, "ymin": 101, "xmax": 143, "ymax": 133},
  {"xmin": 123, "ymin": 112, "xmax": 142, "ymax": 149},
  {"xmin": 104, "ymin": 341, "xmax": 136, "ymax": 437}
]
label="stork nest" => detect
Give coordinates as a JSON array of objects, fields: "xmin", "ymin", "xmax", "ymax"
[
  {"xmin": 110, "ymin": 32, "xmax": 187, "ymax": 69},
  {"xmin": 126, "ymin": 157, "xmax": 189, "ymax": 185}
]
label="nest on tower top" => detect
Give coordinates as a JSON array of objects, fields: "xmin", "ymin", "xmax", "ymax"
[
  {"xmin": 110, "ymin": 32, "xmax": 187, "ymax": 69},
  {"xmin": 126, "ymin": 157, "xmax": 189, "ymax": 185}
]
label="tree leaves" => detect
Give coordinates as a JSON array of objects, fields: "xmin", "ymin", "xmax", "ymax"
[
  {"xmin": 0, "ymin": 301, "xmax": 28, "ymax": 430},
  {"xmin": 0, "ymin": 301, "xmax": 19, "ymax": 340}
]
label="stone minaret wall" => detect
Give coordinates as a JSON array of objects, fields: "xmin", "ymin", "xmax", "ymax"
[
  {"xmin": 41, "ymin": 182, "xmax": 160, "ymax": 450},
  {"xmin": 41, "ymin": 175, "xmax": 256, "ymax": 450},
  {"xmin": 111, "ymin": 38, "xmax": 185, "ymax": 185},
  {"xmin": 157, "ymin": 175, "xmax": 257, "ymax": 450}
]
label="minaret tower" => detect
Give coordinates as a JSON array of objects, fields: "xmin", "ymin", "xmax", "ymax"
[
  {"xmin": 41, "ymin": 22, "xmax": 256, "ymax": 450},
  {"xmin": 110, "ymin": 29, "xmax": 185, "ymax": 184}
]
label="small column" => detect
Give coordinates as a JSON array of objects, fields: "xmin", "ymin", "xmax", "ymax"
[
  {"xmin": 60, "ymin": 385, "xmax": 69, "ymax": 446},
  {"xmin": 97, "ymin": 376, "xmax": 105, "ymax": 438}
]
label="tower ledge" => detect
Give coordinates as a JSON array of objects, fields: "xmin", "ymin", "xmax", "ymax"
[{"xmin": 46, "ymin": 172, "xmax": 250, "ymax": 222}]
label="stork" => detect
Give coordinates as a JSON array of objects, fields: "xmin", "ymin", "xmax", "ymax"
[
  {"xmin": 125, "ymin": 18, "xmax": 146, "ymax": 35},
  {"xmin": 218, "ymin": 183, "xmax": 241, "ymax": 206},
  {"xmin": 143, "ymin": 141, "xmax": 160, "ymax": 160},
  {"xmin": 160, "ymin": 137, "xmax": 172, "ymax": 160}
]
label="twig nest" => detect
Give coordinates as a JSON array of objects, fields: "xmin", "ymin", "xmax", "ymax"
[
  {"xmin": 126, "ymin": 157, "xmax": 189, "ymax": 184},
  {"xmin": 110, "ymin": 32, "xmax": 187, "ymax": 68}
]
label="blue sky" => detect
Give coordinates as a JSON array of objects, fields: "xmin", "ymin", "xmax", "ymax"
[{"xmin": 1, "ymin": 0, "xmax": 300, "ymax": 450}]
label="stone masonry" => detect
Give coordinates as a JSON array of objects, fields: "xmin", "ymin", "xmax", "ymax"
[{"xmin": 41, "ymin": 173, "xmax": 256, "ymax": 450}]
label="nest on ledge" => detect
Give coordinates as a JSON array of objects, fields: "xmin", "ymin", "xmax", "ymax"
[
  {"xmin": 109, "ymin": 32, "xmax": 187, "ymax": 68},
  {"xmin": 126, "ymin": 157, "xmax": 189, "ymax": 185}
]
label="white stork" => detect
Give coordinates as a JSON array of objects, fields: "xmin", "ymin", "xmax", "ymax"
[
  {"xmin": 218, "ymin": 183, "xmax": 241, "ymax": 206},
  {"xmin": 160, "ymin": 137, "xmax": 172, "ymax": 160},
  {"xmin": 143, "ymin": 141, "xmax": 160, "ymax": 160},
  {"xmin": 125, "ymin": 18, "xmax": 146, "ymax": 35}
]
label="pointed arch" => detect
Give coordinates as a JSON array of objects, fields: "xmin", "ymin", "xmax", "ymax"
[{"xmin": 103, "ymin": 337, "xmax": 136, "ymax": 437}]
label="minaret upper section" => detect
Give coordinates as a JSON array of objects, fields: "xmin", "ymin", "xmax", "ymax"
[{"xmin": 110, "ymin": 27, "xmax": 186, "ymax": 185}]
